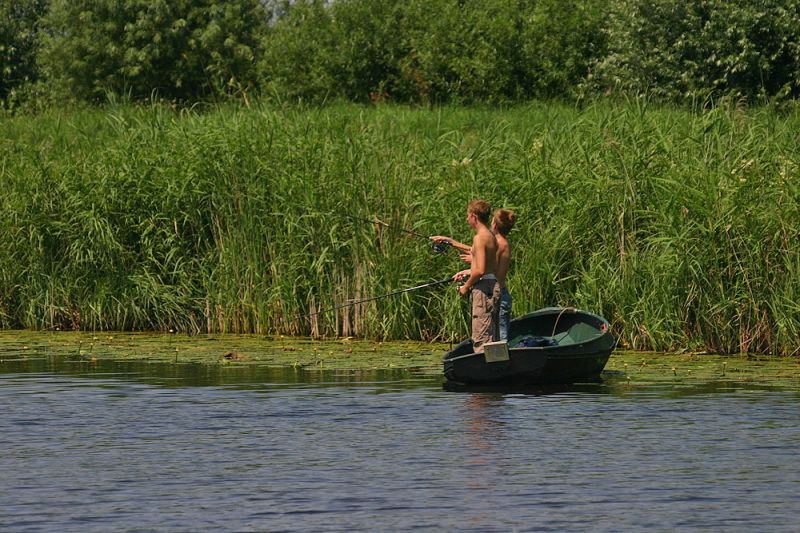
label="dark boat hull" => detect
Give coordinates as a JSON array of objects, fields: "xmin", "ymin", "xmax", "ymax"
[{"xmin": 443, "ymin": 307, "xmax": 615, "ymax": 386}]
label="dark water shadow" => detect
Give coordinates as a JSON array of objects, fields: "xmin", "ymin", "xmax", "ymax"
[
  {"xmin": 442, "ymin": 378, "xmax": 608, "ymax": 396},
  {"xmin": 442, "ymin": 371, "xmax": 800, "ymax": 397},
  {"xmin": 0, "ymin": 356, "xmax": 441, "ymax": 390},
  {"xmin": 3, "ymin": 356, "xmax": 797, "ymax": 397}
]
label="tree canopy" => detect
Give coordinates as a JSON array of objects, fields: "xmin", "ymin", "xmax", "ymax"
[
  {"xmin": 2, "ymin": 0, "xmax": 800, "ymax": 109},
  {"xmin": 38, "ymin": 0, "xmax": 266, "ymax": 103}
]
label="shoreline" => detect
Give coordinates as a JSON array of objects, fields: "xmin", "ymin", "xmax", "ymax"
[{"xmin": 1, "ymin": 331, "xmax": 798, "ymax": 387}]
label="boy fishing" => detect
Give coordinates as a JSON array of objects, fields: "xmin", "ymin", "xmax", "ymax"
[
  {"xmin": 433, "ymin": 206, "xmax": 516, "ymax": 342},
  {"xmin": 433, "ymin": 200, "xmax": 500, "ymax": 353}
]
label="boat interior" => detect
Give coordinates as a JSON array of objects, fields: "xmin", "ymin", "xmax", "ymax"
[
  {"xmin": 508, "ymin": 321, "xmax": 603, "ymax": 348},
  {"xmin": 446, "ymin": 309, "xmax": 609, "ymax": 359}
]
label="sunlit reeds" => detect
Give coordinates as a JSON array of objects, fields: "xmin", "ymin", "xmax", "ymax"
[{"xmin": 0, "ymin": 100, "xmax": 797, "ymax": 354}]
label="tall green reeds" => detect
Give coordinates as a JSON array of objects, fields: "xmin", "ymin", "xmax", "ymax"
[{"xmin": 0, "ymin": 100, "xmax": 798, "ymax": 354}]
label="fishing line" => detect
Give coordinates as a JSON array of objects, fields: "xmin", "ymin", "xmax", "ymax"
[
  {"xmin": 281, "ymin": 207, "xmax": 454, "ymax": 255},
  {"xmin": 293, "ymin": 277, "xmax": 455, "ymax": 322},
  {"xmin": 337, "ymin": 213, "xmax": 453, "ymax": 255}
]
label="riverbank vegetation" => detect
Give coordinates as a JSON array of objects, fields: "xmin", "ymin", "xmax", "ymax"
[
  {"xmin": 1, "ymin": 101, "xmax": 798, "ymax": 355},
  {"xmin": 3, "ymin": 1, "xmax": 800, "ymax": 110},
  {"xmin": 2, "ymin": 0, "xmax": 799, "ymax": 355}
]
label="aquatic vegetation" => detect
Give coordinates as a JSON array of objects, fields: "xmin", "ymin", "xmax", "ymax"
[
  {"xmin": 0, "ymin": 101, "xmax": 798, "ymax": 354},
  {"xmin": 606, "ymin": 351, "xmax": 800, "ymax": 390},
  {"xmin": 1, "ymin": 331, "xmax": 798, "ymax": 389},
  {"xmin": 0, "ymin": 331, "xmax": 446, "ymax": 373}
]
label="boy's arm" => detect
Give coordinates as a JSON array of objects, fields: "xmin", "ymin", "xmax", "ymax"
[
  {"xmin": 458, "ymin": 235, "xmax": 486, "ymax": 296},
  {"xmin": 430, "ymin": 235, "xmax": 471, "ymax": 253}
]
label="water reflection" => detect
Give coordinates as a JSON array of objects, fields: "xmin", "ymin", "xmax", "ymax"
[
  {"xmin": 463, "ymin": 393, "xmax": 507, "ymax": 456},
  {"xmin": 0, "ymin": 356, "xmax": 440, "ymax": 390},
  {"xmin": 453, "ymin": 393, "xmax": 510, "ymax": 530},
  {"xmin": 445, "ymin": 375, "xmax": 800, "ymax": 399},
  {"xmin": 4, "ymin": 355, "xmax": 797, "ymax": 399}
]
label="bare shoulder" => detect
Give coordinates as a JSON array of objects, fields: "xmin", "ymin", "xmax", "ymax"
[
  {"xmin": 475, "ymin": 228, "xmax": 494, "ymax": 247},
  {"xmin": 500, "ymin": 241, "xmax": 511, "ymax": 261},
  {"xmin": 496, "ymin": 236, "xmax": 509, "ymax": 252}
]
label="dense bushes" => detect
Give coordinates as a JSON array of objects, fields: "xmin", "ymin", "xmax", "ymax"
[
  {"xmin": 595, "ymin": 0, "xmax": 800, "ymax": 102},
  {"xmin": 260, "ymin": 0, "xmax": 607, "ymax": 103},
  {"xmin": 0, "ymin": 1, "xmax": 48, "ymax": 106},
  {"xmin": 21, "ymin": 0, "xmax": 267, "ymax": 105},
  {"xmin": 4, "ymin": 0, "xmax": 800, "ymax": 107}
]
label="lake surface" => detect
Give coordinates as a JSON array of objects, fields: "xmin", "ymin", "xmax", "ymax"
[{"xmin": 1, "ymin": 356, "xmax": 799, "ymax": 532}]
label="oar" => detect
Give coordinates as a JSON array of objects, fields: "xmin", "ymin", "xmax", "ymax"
[{"xmin": 298, "ymin": 277, "xmax": 455, "ymax": 321}]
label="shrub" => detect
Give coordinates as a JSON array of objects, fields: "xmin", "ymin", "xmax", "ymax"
[
  {"xmin": 38, "ymin": 0, "xmax": 267, "ymax": 103},
  {"xmin": 595, "ymin": 0, "xmax": 800, "ymax": 102},
  {"xmin": 0, "ymin": 1, "xmax": 48, "ymax": 108}
]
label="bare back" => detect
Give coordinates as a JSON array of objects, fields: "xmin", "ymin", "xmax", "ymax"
[{"xmin": 495, "ymin": 233, "xmax": 511, "ymax": 288}]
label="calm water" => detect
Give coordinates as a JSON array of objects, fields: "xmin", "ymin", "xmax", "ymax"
[{"xmin": 1, "ymin": 357, "xmax": 799, "ymax": 532}]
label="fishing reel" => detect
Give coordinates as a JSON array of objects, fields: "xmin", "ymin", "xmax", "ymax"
[{"xmin": 431, "ymin": 239, "xmax": 452, "ymax": 254}]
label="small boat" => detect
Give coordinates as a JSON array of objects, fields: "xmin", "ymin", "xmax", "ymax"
[{"xmin": 443, "ymin": 307, "xmax": 615, "ymax": 387}]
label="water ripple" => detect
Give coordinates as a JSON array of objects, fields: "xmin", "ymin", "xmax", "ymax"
[{"xmin": 1, "ymin": 362, "xmax": 800, "ymax": 532}]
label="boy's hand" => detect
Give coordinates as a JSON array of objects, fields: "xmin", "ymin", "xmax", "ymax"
[
  {"xmin": 452, "ymin": 270, "xmax": 470, "ymax": 282},
  {"xmin": 454, "ymin": 272, "xmax": 470, "ymax": 298},
  {"xmin": 430, "ymin": 237, "xmax": 452, "ymax": 254}
]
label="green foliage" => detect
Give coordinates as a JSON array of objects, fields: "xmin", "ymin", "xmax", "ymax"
[
  {"xmin": 595, "ymin": 0, "xmax": 800, "ymax": 102},
  {"xmin": 6, "ymin": 0, "xmax": 800, "ymax": 107},
  {"xmin": 518, "ymin": 0, "xmax": 607, "ymax": 99},
  {"xmin": 1, "ymin": 101, "xmax": 798, "ymax": 355},
  {"xmin": 38, "ymin": 0, "xmax": 267, "ymax": 103},
  {"xmin": 259, "ymin": 0, "xmax": 338, "ymax": 102},
  {"xmin": 260, "ymin": 0, "xmax": 607, "ymax": 104},
  {"xmin": 0, "ymin": 0, "xmax": 48, "ymax": 107},
  {"xmin": 394, "ymin": 0, "xmax": 523, "ymax": 103}
]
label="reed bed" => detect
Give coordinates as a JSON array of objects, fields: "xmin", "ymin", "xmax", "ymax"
[{"xmin": 0, "ymin": 100, "xmax": 798, "ymax": 355}]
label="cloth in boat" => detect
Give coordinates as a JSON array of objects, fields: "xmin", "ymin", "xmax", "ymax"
[{"xmin": 517, "ymin": 335, "xmax": 558, "ymax": 348}]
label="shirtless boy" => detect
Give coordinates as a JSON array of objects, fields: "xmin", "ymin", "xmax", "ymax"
[
  {"xmin": 491, "ymin": 209, "xmax": 516, "ymax": 340},
  {"xmin": 433, "ymin": 207, "xmax": 516, "ymax": 340},
  {"xmin": 434, "ymin": 200, "xmax": 500, "ymax": 352}
]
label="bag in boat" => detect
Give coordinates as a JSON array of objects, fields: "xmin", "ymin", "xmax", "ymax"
[{"xmin": 516, "ymin": 335, "xmax": 558, "ymax": 348}]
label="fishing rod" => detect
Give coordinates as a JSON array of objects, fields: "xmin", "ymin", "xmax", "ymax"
[
  {"xmin": 298, "ymin": 277, "xmax": 455, "ymax": 321},
  {"xmin": 337, "ymin": 213, "xmax": 453, "ymax": 255},
  {"xmin": 281, "ymin": 206, "xmax": 455, "ymax": 254},
  {"xmin": 339, "ymin": 213, "xmax": 428, "ymax": 239}
]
